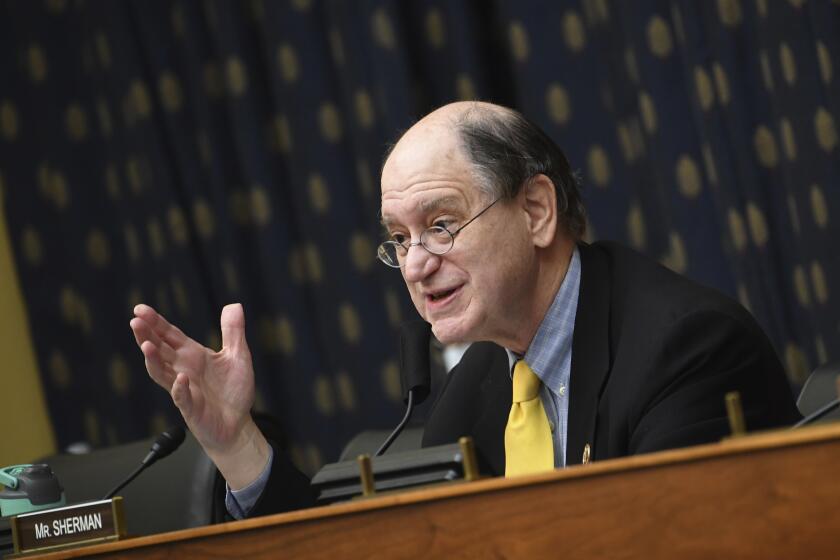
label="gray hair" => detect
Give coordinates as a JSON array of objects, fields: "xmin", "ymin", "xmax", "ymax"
[{"xmin": 454, "ymin": 105, "xmax": 587, "ymax": 239}]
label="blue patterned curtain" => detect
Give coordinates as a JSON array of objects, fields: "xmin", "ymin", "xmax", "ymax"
[{"xmin": 1, "ymin": 0, "xmax": 837, "ymax": 472}]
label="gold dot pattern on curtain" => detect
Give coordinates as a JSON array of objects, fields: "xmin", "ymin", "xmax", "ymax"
[
  {"xmin": 277, "ymin": 44, "xmax": 299, "ymax": 83},
  {"xmin": 717, "ymin": 0, "xmax": 742, "ymax": 27},
  {"xmin": 1, "ymin": 100, "xmax": 19, "ymax": 140},
  {"xmin": 639, "ymin": 91, "xmax": 657, "ymax": 133},
  {"xmin": 380, "ymin": 360, "xmax": 402, "ymax": 403},
  {"xmin": 426, "ymin": 8, "xmax": 445, "ymax": 49},
  {"xmin": 546, "ymin": 83, "xmax": 572, "ymax": 125},
  {"xmin": 28, "ymin": 44, "xmax": 48, "ymax": 82},
  {"xmin": 372, "ymin": 8, "xmax": 396, "ymax": 50},
  {"xmin": 350, "ymin": 233, "xmax": 374, "ymax": 273},
  {"xmin": 456, "ymin": 74, "xmax": 477, "ymax": 101},
  {"xmin": 508, "ymin": 21, "xmax": 529, "ymax": 62},
  {"xmin": 226, "ymin": 57, "xmax": 248, "ymax": 96},
  {"xmin": 354, "ymin": 90, "xmax": 375, "ymax": 128},
  {"xmin": 269, "ymin": 113, "xmax": 293, "ymax": 153},
  {"xmin": 587, "ymin": 145, "xmax": 610, "ymax": 187},
  {"xmin": 318, "ymin": 102, "xmax": 343, "ymax": 143},
  {"xmin": 676, "ymin": 155, "xmax": 702, "ymax": 199},
  {"xmin": 779, "ymin": 43, "xmax": 797, "ymax": 86},
  {"xmin": 49, "ymin": 350, "xmax": 72, "ymax": 390},
  {"xmin": 779, "ymin": 118, "xmax": 797, "ymax": 161},
  {"xmin": 712, "ymin": 63, "xmax": 731, "ymax": 106},
  {"xmin": 817, "ymin": 41, "xmax": 832, "ymax": 83},
  {"xmin": 647, "ymin": 16, "xmax": 673, "ymax": 58},
  {"xmin": 308, "ymin": 173, "xmax": 330, "ymax": 214},
  {"xmin": 158, "ymin": 72, "xmax": 183, "ymax": 112},
  {"xmin": 627, "ymin": 204, "xmax": 646, "ymax": 250},
  {"xmin": 562, "ymin": 11, "xmax": 586, "ymax": 52},
  {"xmin": 814, "ymin": 107, "xmax": 837, "ymax": 152}
]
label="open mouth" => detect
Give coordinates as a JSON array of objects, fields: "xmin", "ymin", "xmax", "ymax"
[
  {"xmin": 426, "ymin": 285, "xmax": 462, "ymax": 308},
  {"xmin": 429, "ymin": 288, "xmax": 457, "ymax": 302}
]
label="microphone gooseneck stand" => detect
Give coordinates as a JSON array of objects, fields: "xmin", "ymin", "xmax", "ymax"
[
  {"xmin": 103, "ymin": 426, "xmax": 186, "ymax": 499},
  {"xmin": 374, "ymin": 390, "xmax": 416, "ymax": 457}
]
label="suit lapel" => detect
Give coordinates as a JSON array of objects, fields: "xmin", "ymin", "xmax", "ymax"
[
  {"xmin": 470, "ymin": 345, "xmax": 511, "ymax": 475},
  {"xmin": 567, "ymin": 242, "xmax": 612, "ymax": 464},
  {"xmin": 422, "ymin": 341, "xmax": 511, "ymax": 476}
]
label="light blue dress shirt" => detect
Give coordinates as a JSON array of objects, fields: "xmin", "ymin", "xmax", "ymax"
[
  {"xmin": 227, "ymin": 247, "xmax": 581, "ymax": 518},
  {"xmin": 506, "ymin": 247, "xmax": 581, "ymax": 468},
  {"xmin": 225, "ymin": 448, "xmax": 274, "ymax": 519}
]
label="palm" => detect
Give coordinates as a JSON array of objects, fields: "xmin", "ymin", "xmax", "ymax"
[
  {"xmin": 179, "ymin": 341, "xmax": 255, "ymax": 450},
  {"xmin": 131, "ymin": 303, "xmax": 255, "ymax": 452}
]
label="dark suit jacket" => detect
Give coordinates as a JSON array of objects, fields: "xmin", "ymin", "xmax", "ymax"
[
  {"xmin": 422, "ymin": 241, "xmax": 801, "ymax": 474},
  {"xmin": 252, "ymin": 241, "xmax": 801, "ymax": 515}
]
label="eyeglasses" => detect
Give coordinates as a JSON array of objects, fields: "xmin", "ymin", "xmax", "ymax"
[{"xmin": 377, "ymin": 197, "xmax": 502, "ymax": 268}]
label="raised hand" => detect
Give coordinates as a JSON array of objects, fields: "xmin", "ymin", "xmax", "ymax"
[{"xmin": 129, "ymin": 303, "xmax": 270, "ymax": 489}]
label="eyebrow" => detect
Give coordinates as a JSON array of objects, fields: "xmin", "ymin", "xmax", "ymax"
[
  {"xmin": 380, "ymin": 196, "xmax": 462, "ymax": 229},
  {"xmin": 420, "ymin": 196, "xmax": 459, "ymax": 212}
]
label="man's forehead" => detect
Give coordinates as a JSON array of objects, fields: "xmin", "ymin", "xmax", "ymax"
[
  {"xmin": 382, "ymin": 101, "xmax": 505, "ymax": 184},
  {"xmin": 381, "ymin": 121, "xmax": 462, "ymax": 180}
]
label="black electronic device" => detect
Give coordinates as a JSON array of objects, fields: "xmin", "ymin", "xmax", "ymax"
[
  {"xmin": 792, "ymin": 398, "xmax": 840, "ymax": 428},
  {"xmin": 311, "ymin": 441, "xmax": 486, "ymax": 504}
]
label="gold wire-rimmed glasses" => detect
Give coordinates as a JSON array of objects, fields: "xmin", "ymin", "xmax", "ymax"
[{"xmin": 377, "ymin": 197, "xmax": 502, "ymax": 268}]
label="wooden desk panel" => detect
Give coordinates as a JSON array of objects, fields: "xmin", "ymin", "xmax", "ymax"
[{"xmin": 27, "ymin": 423, "xmax": 840, "ymax": 559}]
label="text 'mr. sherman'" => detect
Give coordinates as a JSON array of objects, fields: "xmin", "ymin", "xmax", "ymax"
[
  {"xmin": 10, "ymin": 497, "xmax": 125, "ymax": 555},
  {"xmin": 34, "ymin": 511, "xmax": 104, "ymax": 539}
]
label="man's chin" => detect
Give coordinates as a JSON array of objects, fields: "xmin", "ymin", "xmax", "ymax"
[{"xmin": 429, "ymin": 315, "xmax": 477, "ymax": 345}]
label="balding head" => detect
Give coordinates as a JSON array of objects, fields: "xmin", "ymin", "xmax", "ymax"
[
  {"xmin": 384, "ymin": 101, "xmax": 586, "ymax": 239},
  {"xmin": 397, "ymin": 101, "xmax": 513, "ymax": 134}
]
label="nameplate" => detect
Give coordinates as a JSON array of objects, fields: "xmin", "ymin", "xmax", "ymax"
[{"xmin": 9, "ymin": 497, "xmax": 125, "ymax": 556}]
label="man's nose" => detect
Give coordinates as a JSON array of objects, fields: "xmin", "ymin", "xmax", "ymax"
[{"xmin": 402, "ymin": 243, "xmax": 439, "ymax": 282}]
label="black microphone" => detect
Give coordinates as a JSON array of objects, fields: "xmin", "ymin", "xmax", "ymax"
[
  {"xmin": 104, "ymin": 425, "xmax": 186, "ymax": 499},
  {"xmin": 399, "ymin": 320, "xmax": 432, "ymax": 406},
  {"xmin": 374, "ymin": 321, "xmax": 432, "ymax": 456}
]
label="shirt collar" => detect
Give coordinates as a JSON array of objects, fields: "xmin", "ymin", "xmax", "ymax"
[{"xmin": 505, "ymin": 247, "xmax": 581, "ymax": 394}]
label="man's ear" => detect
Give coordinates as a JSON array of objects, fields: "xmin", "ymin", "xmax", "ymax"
[{"xmin": 522, "ymin": 174, "xmax": 557, "ymax": 248}]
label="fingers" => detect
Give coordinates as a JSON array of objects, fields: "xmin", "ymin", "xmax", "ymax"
[
  {"xmin": 129, "ymin": 317, "xmax": 176, "ymax": 364},
  {"xmin": 140, "ymin": 340, "xmax": 176, "ymax": 389},
  {"xmin": 133, "ymin": 304, "xmax": 189, "ymax": 348},
  {"xmin": 220, "ymin": 303, "xmax": 249, "ymax": 353}
]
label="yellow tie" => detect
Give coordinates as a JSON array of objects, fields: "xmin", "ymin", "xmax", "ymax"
[{"xmin": 504, "ymin": 360, "xmax": 554, "ymax": 477}]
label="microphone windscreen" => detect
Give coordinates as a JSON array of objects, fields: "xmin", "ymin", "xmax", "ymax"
[
  {"xmin": 150, "ymin": 425, "xmax": 186, "ymax": 459},
  {"xmin": 400, "ymin": 321, "xmax": 432, "ymax": 405}
]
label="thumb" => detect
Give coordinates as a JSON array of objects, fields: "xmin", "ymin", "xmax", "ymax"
[{"xmin": 220, "ymin": 303, "xmax": 248, "ymax": 353}]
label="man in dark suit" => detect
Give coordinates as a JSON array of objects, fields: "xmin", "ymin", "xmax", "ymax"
[
  {"xmin": 130, "ymin": 101, "xmax": 799, "ymax": 517},
  {"xmin": 422, "ymin": 241, "xmax": 801, "ymax": 474}
]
